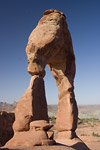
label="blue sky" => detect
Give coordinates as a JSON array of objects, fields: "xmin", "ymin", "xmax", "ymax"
[{"xmin": 0, "ymin": 0, "xmax": 100, "ymax": 105}]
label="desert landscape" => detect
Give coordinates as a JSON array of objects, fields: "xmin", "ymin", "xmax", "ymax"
[{"xmin": 0, "ymin": 102, "xmax": 100, "ymax": 150}]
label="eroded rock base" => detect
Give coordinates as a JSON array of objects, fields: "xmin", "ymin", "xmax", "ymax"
[
  {"xmin": 5, "ymin": 131, "xmax": 55, "ymax": 147},
  {"xmin": 5, "ymin": 120, "xmax": 55, "ymax": 147},
  {"xmin": 3, "ymin": 142, "xmax": 90, "ymax": 150}
]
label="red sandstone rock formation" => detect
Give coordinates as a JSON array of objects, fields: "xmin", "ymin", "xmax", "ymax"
[
  {"xmin": 5, "ymin": 9, "xmax": 80, "ymax": 147},
  {"xmin": 26, "ymin": 9, "xmax": 78, "ymax": 144}
]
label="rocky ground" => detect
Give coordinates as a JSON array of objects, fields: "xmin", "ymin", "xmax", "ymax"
[
  {"xmin": 48, "ymin": 117, "xmax": 100, "ymax": 150},
  {"xmin": 77, "ymin": 118, "xmax": 100, "ymax": 150},
  {"xmin": 0, "ymin": 103, "xmax": 100, "ymax": 150}
]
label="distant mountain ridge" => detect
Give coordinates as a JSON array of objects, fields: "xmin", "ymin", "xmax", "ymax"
[
  {"xmin": 0, "ymin": 101, "xmax": 17, "ymax": 112},
  {"xmin": 0, "ymin": 101, "xmax": 17, "ymax": 107}
]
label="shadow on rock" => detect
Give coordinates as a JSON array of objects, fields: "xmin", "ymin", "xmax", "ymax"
[
  {"xmin": 0, "ymin": 148, "xmax": 9, "ymax": 150},
  {"xmin": 56, "ymin": 142, "xmax": 90, "ymax": 150},
  {"xmin": 71, "ymin": 142, "xmax": 90, "ymax": 150}
]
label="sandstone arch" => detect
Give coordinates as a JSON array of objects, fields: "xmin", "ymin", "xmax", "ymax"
[
  {"xmin": 5, "ymin": 9, "xmax": 79, "ymax": 147},
  {"xmin": 25, "ymin": 9, "xmax": 78, "ymax": 133}
]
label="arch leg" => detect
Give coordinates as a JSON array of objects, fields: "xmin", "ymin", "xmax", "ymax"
[
  {"xmin": 48, "ymin": 61, "xmax": 78, "ymax": 141},
  {"xmin": 13, "ymin": 74, "xmax": 49, "ymax": 132}
]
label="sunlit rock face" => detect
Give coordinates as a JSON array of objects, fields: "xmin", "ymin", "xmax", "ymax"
[
  {"xmin": 26, "ymin": 8, "xmax": 78, "ymax": 136},
  {"xmin": 5, "ymin": 9, "xmax": 78, "ymax": 147},
  {"xmin": 26, "ymin": 9, "xmax": 75, "ymax": 77}
]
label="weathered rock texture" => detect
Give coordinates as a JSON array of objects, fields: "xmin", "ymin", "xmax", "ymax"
[
  {"xmin": 0, "ymin": 111, "xmax": 15, "ymax": 146},
  {"xmin": 6, "ymin": 120, "xmax": 55, "ymax": 147},
  {"xmin": 5, "ymin": 75, "xmax": 54, "ymax": 146},
  {"xmin": 26, "ymin": 9, "xmax": 78, "ymax": 144},
  {"xmin": 13, "ymin": 75, "xmax": 49, "ymax": 132},
  {"xmin": 5, "ymin": 9, "xmax": 78, "ymax": 147}
]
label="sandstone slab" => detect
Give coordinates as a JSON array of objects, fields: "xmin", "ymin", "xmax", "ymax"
[{"xmin": 30, "ymin": 120, "xmax": 53, "ymax": 131}]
